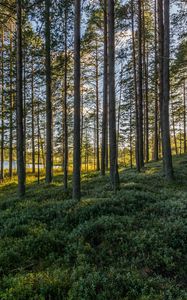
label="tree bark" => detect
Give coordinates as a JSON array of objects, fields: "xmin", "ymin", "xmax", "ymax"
[
  {"xmin": 16, "ymin": 0, "xmax": 25, "ymax": 196},
  {"xmin": 137, "ymin": 0, "xmax": 144, "ymax": 169},
  {"xmin": 1, "ymin": 30, "xmax": 4, "ymax": 180},
  {"xmin": 108, "ymin": 0, "xmax": 119, "ymax": 191},
  {"xmin": 95, "ymin": 39, "xmax": 100, "ymax": 171},
  {"xmin": 101, "ymin": 0, "xmax": 108, "ymax": 176},
  {"xmin": 45, "ymin": 0, "xmax": 53, "ymax": 183},
  {"xmin": 171, "ymin": 100, "xmax": 178, "ymax": 155},
  {"xmin": 63, "ymin": 6, "xmax": 68, "ymax": 190},
  {"xmin": 37, "ymin": 100, "xmax": 40, "ymax": 184},
  {"xmin": 9, "ymin": 28, "xmax": 13, "ymax": 178},
  {"xmin": 162, "ymin": 0, "xmax": 173, "ymax": 179},
  {"xmin": 131, "ymin": 0, "xmax": 140, "ymax": 171},
  {"xmin": 183, "ymin": 79, "xmax": 186, "ymax": 153},
  {"xmin": 154, "ymin": 0, "xmax": 159, "ymax": 161},
  {"xmin": 142, "ymin": 4, "xmax": 149, "ymax": 163},
  {"xmin": 73, "ymin": 0, "xmax": 81, "ymax": 200},
  {"xmin": 31, "ymin": 56, "xmax": 35, "ymax": 173}
]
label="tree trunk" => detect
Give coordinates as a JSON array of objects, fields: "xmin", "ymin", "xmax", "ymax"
[
  {"xmin": 130, "ymin": 96, "xmax": 133, "ymax": 168},
  {"xmin": 108, "ymin": 0, "xmax": 119, "ymax": 191},
  {"xmin": 137, "ymin": 0, "xmax": 144, "ymax": 169},
  {"xmin": 183, "ymin": 79, "xmax": 186, "ymax": 153},
  {"xmin": 9, "ymin": 28, "xmax": 13, "ymax": 178},
  {"xmin": 23, "ymin": 46, "xmax": 27, "ymax": 168},
  {"xmin": 1, "ymin": 30, "xmax": 4, "ymax": 180},
  {"xmin": 117, "ymin": 64, "xmax": 123, "ymax": 164},
  {"xmin": 142, "ymin": 4, "xmax": 149, "ymax": 163},
  {"xmin": 31, "ymin": 56, "xmax": 35, "ymax": 173},
  {"xmin": 158, "ymin": 0, "xmax": 164, "ymax": 154},
  {"xmin": 162, "ymin": 0, "xmax": 173, "ymax": 179},
  {"xmin": 16, "ymin": 0, "xmax": 25, "ymax": 196},
  {"xmin": 45, "ymin": 0, "xmax": 53, "ymax": 183},
  {"xmin": 37, "ymin": 100, "xmax": 40, "ymax": 184},
  {"xmin": 101, "ymin": 0, "xmax": 108, "ymax": 176},
  {"xmin": 63, "ymin": 6, "xmax": 68, "ymax": 190},
  {"xmin": 154, "ymin": 0, "xmax": 159, "ymax": 161},
  {"xmin": 73, "ymin": 0, "xmax": 81, "ymax": 200},
  {"xmin": 131, "ymin": 0, "xmax": 140, "ymax": 171},
  {"xmin": 95, "ymin": 39, "xmax": 100, "ymax": 171},
  {"xmin": 171, "ymin": 101, "xmax": 178, "ymax": 155}
]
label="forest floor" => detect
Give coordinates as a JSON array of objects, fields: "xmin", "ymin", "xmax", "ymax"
[{"xmin": 0, "ymin": 155, "xmax": 187, "ymax": 300}]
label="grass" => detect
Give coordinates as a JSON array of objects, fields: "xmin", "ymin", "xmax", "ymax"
[{"xmin": 0, "ymin": 155, "xmax": 187, "ymax": 299}]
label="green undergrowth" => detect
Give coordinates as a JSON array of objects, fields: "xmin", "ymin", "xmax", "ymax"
[{"xmin": 0, "ymin": 155, "xmax": 187, "ymax": 299}]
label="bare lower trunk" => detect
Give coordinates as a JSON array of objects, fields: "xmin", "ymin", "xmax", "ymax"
[
  {"xmin": 138, "ymin": 0, "xmax": 144, "ymax": 169},
  {"xmin": 1, "ymin": 30, "xmax": 4, "ymax": 180},
  {"xmin": 162, "ymin": 0, "xmax": 173, "ymax": 179},
  {"xmin": 16, "ymin": 0, "xmax": 25, "ymax": 196},
  {"xmin": 9, "ymin": 29, "xmax": 13, "ymax": 178},
  {"xmin": 154, "ymin": 0, "xmax": 159, "ymax": 161},
  {"xmin": 45, "ymin": 0, "xmax": 53, "ymax": 183},
  {"xmin": 95, "ymin": 39, "xmax": 100, "ymax": 171},
  {"xmin": 101, "ymin": 0, "xmax": 108, "ymax": 176},
  {"xmin": 183, "ymin": 79, "xmax": 186, "ymax": 153},
  {"xmin": 131, "ymin": 0, "xmax": 140, "ymax": 171},
  {"xmin": 73, "ymin": 0, "xmax": 81, "ymax": 200},
  {"xmin": 63, "ymin": 6, "xmax": 68, "ymax": 190},
  {"xmin": 108, "ymin": 0, "xmax": 119, "ymax": 191},
  {"xmin": 31, "ymin": 57, "xmax": 35, "ymax": 173}
]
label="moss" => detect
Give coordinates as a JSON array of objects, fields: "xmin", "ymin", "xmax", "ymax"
[{"xmin": 0, "ymin": 155, "xmax": 187, "ymax": 299}]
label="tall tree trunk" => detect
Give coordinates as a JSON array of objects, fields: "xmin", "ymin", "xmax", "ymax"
[
  {"xmin": 16, "ymin": 0, "xmax": 25, "ymax": 196},
  {"xmin": 131, "ymin": 0, "xmax": 140, "ymax": 171},
  {"xmin": 73, "ymin": 0, "xmax": 81, "ymax": 200},
  {"xmin": 9, "ymin": 28, "xmax": 13, "ymax": 178},
  {"xmin": 80, "ymin": 87, "xmax": 84, "ymax": 157},
  {"xmin": 37, "ymin": 100, "xmax": 40, "ymax": 184},
  {"xmin": 117, "ymin": 64, "xmax": 123, "ymax": 163},
  {"xmin": 45, "ymin": 0, "xmax": 53, "ymax": 183},
  {"xmin": 108, "ymin": 0, "xmax": 119, "ymax": 191},
  {"xmin": 1, "ymin": 30, "xmax": 4, "ymax": 180},
  {"xmin": 31, "ymin": 56, "xmax": 35, "ymax": 173},
  {"xmin": 162, "ymin": 0, "xmax": 173, "ymax": 179},
  {"xmin": 142, "ymin": 4, "xmax": 149, "ymax": 163},
  {"xmin": 130, "ymin": 96, "xmax": 133, "ymax": 168},
  {"xmin": 158, "ymin": 0, "xmax": 164, "ymax": 155},
  {"xmin": 183, "ymin": 79, "xmax": 186, "ymax": 153},
  {"xmin": 101, "ymin": 0, "xmax": 108, "ymax": 176},
  {"xmin": 154, "ymin": 0, "xmax": 159, "ymax": 161},
  {"xmin": 93, "ymin": 111, "xmax": 96, "ymax": 170},
  {"xmin": 137, "ymin": 0, "xmax": 144, "ymax": 169},
  {"xmin": 95, "ymin": 39, "xmax": 100, "ymax": 171},
  {"xmin": 171, "ymin": 101, "xmax": 178, "ymax": 155},
  {"xmin": 23, "ymin": 46, "xmax": 27, "ymax": 168},
  {"xmin": 180, "ymin": 119, "xmax": 182, "ymax": 155},
  {"xmin": 63, "ymin": 6, "xmax": 68, "ymax": 190}
]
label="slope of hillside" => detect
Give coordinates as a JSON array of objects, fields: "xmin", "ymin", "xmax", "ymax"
[{"xmin": 0, "ymin": 156, "xmax": 187, "ymax": 299}]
